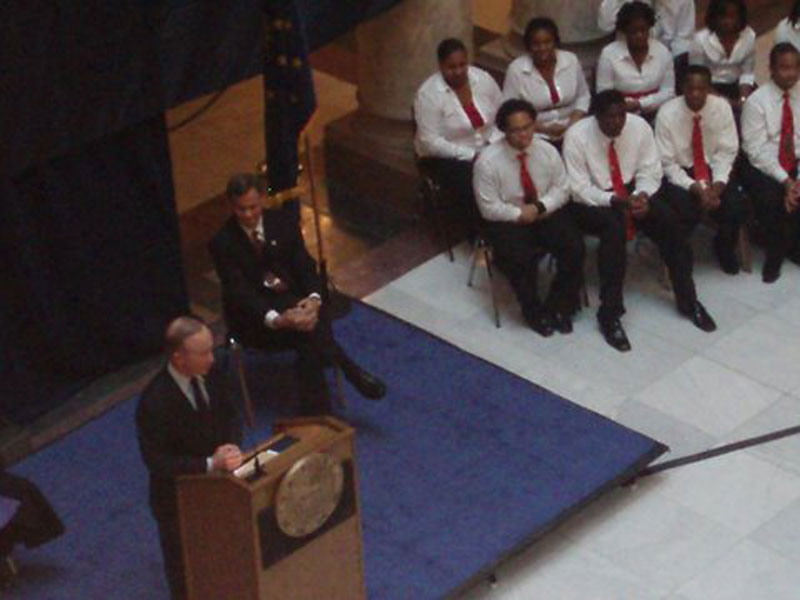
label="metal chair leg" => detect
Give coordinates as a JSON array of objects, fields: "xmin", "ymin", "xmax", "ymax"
[
  {"xmin": 229, "ymin": 338, "xmax": 256, "ymax": 429},
  {"xmin": 333, "ymin": 367, "xmax": 347, "ymax": 410},
  {"xmin": 467, "ymin": 239, "xmax": 480, "ymax": 287},
  {"xmin": 738, "ymin": 225, "xmax": 752, "ymax": 273},
  {"xmin": 484, "ymin": 247, "xmax": 501, "ymax": 328}
]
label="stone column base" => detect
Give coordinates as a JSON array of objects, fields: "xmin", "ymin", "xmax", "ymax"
[{"xmin": 324, "ymin": 110, "xmax": 421, "ymax": 238}]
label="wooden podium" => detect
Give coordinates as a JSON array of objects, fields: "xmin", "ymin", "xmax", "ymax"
[{"xmin": 176, "ymin": 417, "xmax": 367, "ymax": 600}]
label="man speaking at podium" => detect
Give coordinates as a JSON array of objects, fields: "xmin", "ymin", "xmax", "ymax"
[{"xmin": 136, "ymin": 316, "xmax": 243, "ymax": 600}]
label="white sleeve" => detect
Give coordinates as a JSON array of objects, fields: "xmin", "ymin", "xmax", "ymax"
[
  {"xmin": 710, "ymin": 103, "xmax": 739, "ymax": 185},
  {"xmin": 672, "ymin": 0, "xmax": 696, "ymax": 56},
  {"xmin": 741, "ymin": 96, "xmax": 789, "ymax": 183},
  {"xmin": 633, "ymin": 126, "xmax": 663, "ymax": 196},
  {"xmin": 473, "ymin": 155, "xmax": 522, "ymax": 222},
  {"xmin": 573, "ymin": 65, "xmax": 591, "ymax": 113},
  {"xmin": 595, "ymin": 49, "xmax": 614, "ymax": 94},
  {"xmin": 501, "ymin": 62, "xmax": 524, "ymax": 102},
  {"xmin": 688, "ymin": 36, "xmax": 706, "ymax": 67},
  {"xmin": 598, "ymin": 0, "xmax": 624, "ymax": 33},
  {"xmin": 414, "ymin": 89, "xmax": 475, "ymax": 161},
  {"xmin": 539, "ymin": 150, "xmax": 570, "ymax": 212},
  {"xmin": 655, "ymin": 109, "xmax": 694, "ymax": 190},
  {"xmin": 639, "ymin": 54, "xmax": 675, "ymax": 111},
  {"xmin": 739, "ymin": 43, "xmax": 756, "ymax": 87},
  {"xmin": 563, "ymin": 132, "xmax": 614, "ymax": 207}
]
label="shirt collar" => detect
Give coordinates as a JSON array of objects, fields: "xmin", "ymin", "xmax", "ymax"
[
  {"xmin": 167, "ymin": 362, "xmax": 200, "ymax": 399},
  {"xmin": 434, "ymin": 67, "xmax": 477, "ymax": 93},
  {"xmin": 238, "ymin": 214, "xmax": 264, "ymax": 240}
]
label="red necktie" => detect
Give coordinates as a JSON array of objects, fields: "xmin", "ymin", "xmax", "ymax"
[
  {"xmin": 692, "ymin": 114, "xmax": 711, "ymax": 183},
  {"xmin": 545, "ymin": 78, "xmax": 560, "ymax": 106},
  {"xmin": 462, "ymin": 101, "xmax": 485, "ymax": 130},
  {"xmin": 608, "ymin": 141, "xmax": 636, "ymax": 241},
  {"xmin": 517, "ymin": 152, "xmax": 538, "ymax": 205},
  {"xmin": 780, "ymin": 92, "xmax": 797, "ymax": 175}
]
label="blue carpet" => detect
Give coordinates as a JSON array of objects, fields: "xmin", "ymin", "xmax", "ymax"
[{"xmin": 7, "ymin": 302, "xmax": 665, "ymax": 599}]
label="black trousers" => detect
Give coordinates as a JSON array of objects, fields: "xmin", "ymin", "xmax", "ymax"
[
  {"xmin": 661, "ymin": 172, "xmax": 750, "ymax": 252},
  {"xmin": 418, "ymin": 157, "xmax": 479, "ymax": 231},
  {"xmin": 570, "ymin": 190, "xmax": 698, "ymax": 321},
  {"xmin": 0, "ymin": 470, "xmax": 64, "ymax": 557},
  {"xmin": 155, "ymin": 510, "xmax": 186, "ymax": 600},
  {"xmin": 739, "ymin": 157, "xmax": 800, "ymax": 265},
  {"xmin": 236, "ymin": 303, "xmax": 348, "ymax": 415},
  {"xmin": 485, "ymin": 208, "xmax": 585, "ymax": 318}
]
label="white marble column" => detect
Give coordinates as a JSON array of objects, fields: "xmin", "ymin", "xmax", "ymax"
[
  {"xmin": 355, "ymin": 0, "xmax": 473, "ymax": 122},
  {"xmin": 509, "ymin": 0, "xmax": 606, "ymax": 45}
]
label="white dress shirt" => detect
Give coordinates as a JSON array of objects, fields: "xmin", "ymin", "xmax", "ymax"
[
  {"xmin": 741, "ymin": 81, "xmax": 800, "ymax": 183},
  {"xmin": 563, "ymin": 114, "xmax": 663, "ymax": 207},
  {"xmin": 502, "ymin": 50, "xmax": 590, "ymax": 131},
  {"xmin": 596, "ymin": 39, "xmax": 676, "ymax": 112},
  {"xmin": 689, "ymin": 27, "xmax": 756, "ymax": 86},
  {"xmin": 414, "ymin": 66, "xmax": 503, "ymax": 160},
  {"xmin": 240, "ymin": 216, "xmax": 320, "ymax": 329},
  {"xmin": 473, "ymin": 137, "xmax": 569, "ymax": 222},
  {"xmin": 597, "ymin": 0, "xmax": 695, "ymax": 57},
  {"xmin": 167, "ymin": 363, "xmax": 214, "ymax": 472},
  {"xmin": 655, "ymin": 94, "xmax": 739, "ymax": 189},
  {"xmin": 775, "ymin": 18, "xmax": 800, "ymax": 52}
]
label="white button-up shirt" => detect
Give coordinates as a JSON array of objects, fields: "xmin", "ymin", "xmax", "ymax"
[
  {"xmin": 563, "ymin": 114, "xmax": 663, "ymax": 207},
  {"xmin": 597, "ymin": 0, "xmax": 695, "ymax": 57},
  {"xmin": 689, "ymin": 27, "xmax": 756, "ymax": 86},
  {"xmin": 775, "ymin": 18, "xmax": 800, "ymax": 52},
  {"xmin": 413, "ymin": 66, "xmax": 502, "ymax": 160},
  {"xmin": 502, "ymin": 50, "xmax": 590, "ymax": 131},
  {"xmin": 655, "ymin": 94, "xmax": 739, "ymax": 190},
  {"xmin": 596, "ymin": 39, "xmax": 676, "ymax": 112},
  {"xmin": 741, "ymin": 81, "xmax": 800, "ymax": 183},
  {"xmin": 473, "ymin": 138, "xmax": 570, "ymax": 222}
]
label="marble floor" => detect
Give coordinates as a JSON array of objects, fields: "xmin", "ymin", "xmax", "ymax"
[{"xmin": 365, "ymin": 226, "xmax": 800, "ymax": 599}]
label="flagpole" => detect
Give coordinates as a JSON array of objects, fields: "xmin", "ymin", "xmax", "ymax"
[{"xmin": 302, "ymin": 132, "xmax": 330, "ymax": 304}]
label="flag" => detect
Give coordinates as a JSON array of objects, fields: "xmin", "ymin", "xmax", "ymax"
[{"xmin": 263, "ymin": 0, "xmax": 316, "ymax": 193}]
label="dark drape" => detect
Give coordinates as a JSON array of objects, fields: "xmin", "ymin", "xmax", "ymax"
[{"xmin": 0, "ymin": 118, "xmax": 187, "ymax": 423}]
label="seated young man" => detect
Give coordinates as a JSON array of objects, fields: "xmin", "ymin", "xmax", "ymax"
[
  {"xmin": 655, "ymin": 64, "xmax": 750, "ymax": 275},
  {"xmin": 740, "ymin": 43, "xmax": 800, "ymax": 283},
  {"xmin": 563, "ymin": 90, "xmax": 717, "ymax": 352},
  {"xmin": 473, "ymin": 99, "xmax": 585, "ymax": 337},
  {"xmin": 209, "ymin": 174, "xmax": 386, "ymax": 413}
]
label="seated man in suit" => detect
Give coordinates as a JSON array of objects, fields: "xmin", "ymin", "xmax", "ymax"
[
  {"xmin": 740, "ymin": 42, "xmax": 800, "ymax": 283},
  {"xmin": 655, "ymin": 64, "xmax": 749, "ymax": 275},
  {"xmin": 563, "ymin": 90, "xmax": 717, "ymax": 352},
  {"xmin": 136, "ymin": 316, "xmax": 244, "ymax": 600},
  {"xmin": 473, "ymin": 98, "xmax": 585, "ymax": 336},
  {"xmin": 209, "ymin": 173, "xmax": 386, "ymax": 414}
]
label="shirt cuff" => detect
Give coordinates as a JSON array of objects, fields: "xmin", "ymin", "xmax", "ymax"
[
  {"xmin": 206, "ymin": 457, "xmax": 214, "ymax": 473},
  {"xmin": 308, "ymin": 293, "xmax": 322, "ymax": 302},
  {"xmin": 264, "ymin": 310, "xmax": 280, "ymax": 329}
]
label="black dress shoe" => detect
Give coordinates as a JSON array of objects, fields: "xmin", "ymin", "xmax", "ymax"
[
  {"xmin": 762, "ymin": 258, "xmax": 782, "ymax": 284},
  {"xmin": 342, "ymin": 364, "xmax": 386, "ymax": 400},
  {"xmin": 683, "ymin": 301, "xmax": 717, "ymax": 332},
  {"xmin": 552, "ymin": 312, "xmax": 573, "ymax": 334},
  {"xmin": 526, "ymin": 312, "xmax": 555, "ymax": 337},
  {"xmin": 598, "ymin": 318, "xmax": 631, "ymax": 352},
  {"xmin": 713, "ymin": 235, "xmax": 740, "ymax": 275}
]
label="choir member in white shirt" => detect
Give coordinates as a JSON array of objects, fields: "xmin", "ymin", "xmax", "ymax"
[
  {"xmin": 739, "ymin": 43, "xmax": 800, "ymax": 283},
  {"xmin": 598, "ymin": 0, "xmax": 695, "ymax": 58},
  {"xmin": 689, "ymin": 0, "xmax": 755, "ymax": 110},
  {"xmin": 414, "ymin": 38, "xmax": 503, "ymax": 232},
  {"xmin": 598, "ymin": 0, "xmax": 695, "ymax": 88},
  {"xmin": 596, "ymin": 2, "xmax": 676, "ymax": 119},
  {"xmin": 655, "ymin": 65, "xmax": 749, "ymax": 274},
  {"xmin": 473, "ymin": 99, "xmax": 585, "ymax": 337},
  {"xmin": 564, "ymin": 90, "xmax": 716, "ymax": 352},
  {"xmin": 775, "ymin": 1, "xmax": 800, "ymax": 52},
  {"xmin": 502, "ymin": 18, "xmax": 590, "ymax": 145}
]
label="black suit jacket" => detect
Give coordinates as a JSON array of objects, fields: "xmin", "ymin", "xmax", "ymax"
[
  {"xmin": 208, "ymin": 206, "xmax": 322, "ymax": 345},
  {"xmin": 135, "ymin": 363, "xmax": 242, "ymax": 520}
]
